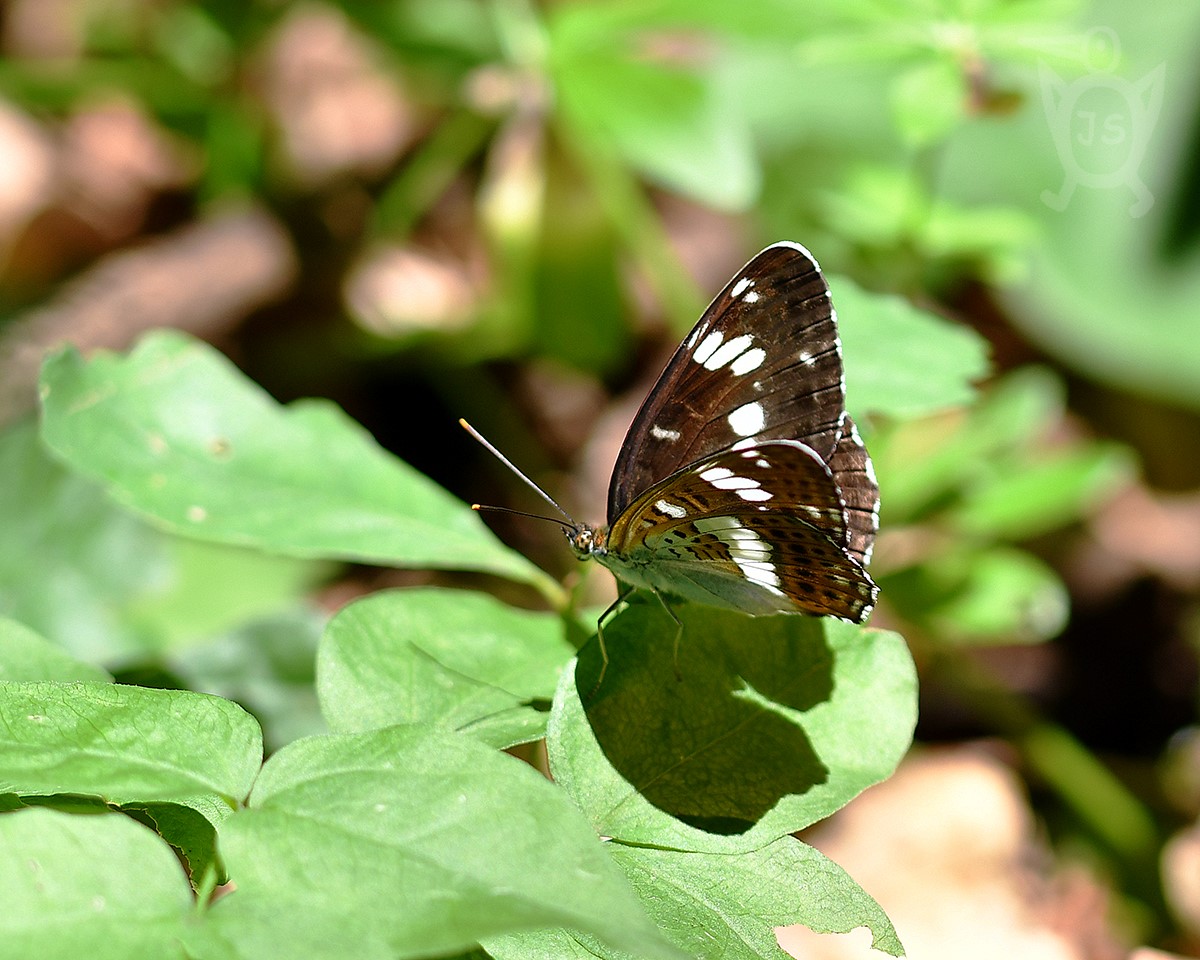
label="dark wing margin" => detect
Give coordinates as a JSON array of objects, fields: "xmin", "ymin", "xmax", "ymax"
[
  {"xmin": 827, "ymin": 416, "xmax": 879, "ymax": 568},
  {"xmin": 607, "ymin": 242, "xmax": 847, "ymax": 522}
]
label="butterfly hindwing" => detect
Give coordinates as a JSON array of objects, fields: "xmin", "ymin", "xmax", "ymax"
[
  {"xmin": 607, "ymin": 242, "xmax": 847, "ymax": 521},
  {"xmin": 601, "ymin": 441, "xmax": 877, "ymax": 621}
]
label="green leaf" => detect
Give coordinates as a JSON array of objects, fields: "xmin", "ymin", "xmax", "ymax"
[
  {"xmin": 487, "ymin": 836, "xmax": 901, "ymax": 959},
  {"xmin": 884, "ymin": 546, "xmax": 1069, "ymax": 644},
  {"xmin": 550, "ymin": 8, "xmax": 758, "ymax": 210},
  {"xmin": 891, "ymin": 58, "xmax": 967, "ymax": 146},
  {"xmin": 0, "ymin": 681, "xmax": 262, "ymax": 806},
  {"xmin": 170, "ymin": 609, "xmax": 328, "ymax": 754},
  {"xmin": 209, "ymin": 726, "xmax": 683, "ymax": 960},
  {"xmin": 0, "ymin": 619, "xmax": 112, "ymax": 682},
  {"xmin": 318, "ymin": 588, "xmax": 572, "ymax": 748},
  {"xmin": 953, "ymin": 443, "xmax": 1134, "ymax": 540},
  {"xmin": 0, "ymin": 417, "xmax": 325, "ymax": 664},
  {"xmin": 0, "ymin": 807, "xmax": 194, "ymax": 959},
  {"xmin": 484, "ymin": 928, "xmax": 605, "ymax": 959},
  {"xmin": 121, "ymin": 799, "xmax": 223, "ymax": 888},
  {"xmin": 612, "ymin": 836, "xmax": 901, "ymax": 957},
  {"xmin": 0, "ymin": 419, "xmax": 171, "ymax": 662},
  {"xmin": 548, "ymin": 604, "xmax": 917, "ymax": 851},
  {"xmin": 538, "ymin": 0, "xmax": 834, "ymax": 40},
  {"xmin": 125, "ymin": 537, "xmax": 328, "ymax": 651},
  {"xmin": 871, "ymin": 366, "xmax": 1062, "ymax": 522},
  {"xmin": 816, "ymin": 165, "xmax": 1036, "ymax": 284},
  {"xmin": 832, "ymin": 274, "xmax": 990, "ymax": 419},
  {"xmin": 37, "ymin": 331, "xmax": 546, "ymax": 588}
]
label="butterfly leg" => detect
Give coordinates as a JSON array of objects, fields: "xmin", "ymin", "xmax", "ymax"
[
  {"xmin": 652, "ymin": 590, "xmax": 684, "ymax": 681},
  {"xmin": 592, "ymin": 584, "xmax": 633, "ymax": 690}
]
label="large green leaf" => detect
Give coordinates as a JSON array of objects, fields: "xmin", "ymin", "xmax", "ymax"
[
  {"xmin": 486, "ymin": 835, "xmax": 902, "ymax": 959},
  {"xmin": 209, "ymin": 726, "xmax": 684, "ymax": 960},
  {"xmin": 608, "ymin": 839, "xmax": 901, "ymax": 958},
  {"xmin": 0, "ymin": 681, "xmax": 261, "ymax": 806},
  {"xmin": 124, "ymin": 537, "xmax": 327, "ymax": 651},
  {"xmin": 548, "ymin": 603, "xmax": 917, "ymax": 852},
  {"xmin": 37, "ymin": 331, "xmax": 546, "ymax": 588},
  {"xmin": 830, "ymin": 274, "xmax": 991, "ymax": 419},
  {"xmin": 318, "ymin": 588, "xmax": 573, "ymax": 748},
  {"xmin": 0, "ymin": 808, "xmax": 195, "ymax": 960}
]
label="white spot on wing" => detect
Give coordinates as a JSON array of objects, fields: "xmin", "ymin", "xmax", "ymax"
[
  {"xmin": 692, "ymin": 331, "xmax": 723, "ymax": 364},
  {"xmin": 650, "ymin": 424, "xmax": 681, "ymax": 441},
  {"xmin": 704, "ymin": 334, "xmax": 754, "ymax": 371},
  {"xmin": 693, "ymin": 517, "xmax": 785, "ymax": 594},
  {"xmin": 737, "ymin": 487, "xmax": 772, "ymax": 502},
  {"xmin": 728, "ymin": 401, "xmax": 765, "ymax": 437},
  {"xmin": 654, "ymin": 499, "xmax": 686, "ymax": 519},
  {"xmin": 729, "ymin": 347, "xmax": 766, "ymax": 375},
  {"xmin": 709, "ymin": 474, "xmax": 759, "ymax": 491},
  {"xmin": 700, "ymin": 466, "xmax": 734, "ymax": 482},
  {"xmin": 742, "ymin": 290, "xmax": 760, "ymax": 304},
  {"xmin": 730, "ymin": 276, "xmax": 752, "ymax": 298}
]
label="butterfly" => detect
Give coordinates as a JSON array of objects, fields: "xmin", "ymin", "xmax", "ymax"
[{"xmin": 463, "ymin": 241, "xmax": 879, "ymax": 669}]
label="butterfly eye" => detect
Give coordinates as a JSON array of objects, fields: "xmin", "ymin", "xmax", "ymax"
[{"xmin": 571, "ymin": 528, "xmax": 597, "ymax": 556}]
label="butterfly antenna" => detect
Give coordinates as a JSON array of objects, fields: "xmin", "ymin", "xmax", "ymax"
[
  {"xmin": 458, "ymin": 419, "xmax": 580, "ymax": 530},
  {"xmin": 471, "ymin": 503, "xmax": 575, "ymax": 534}
]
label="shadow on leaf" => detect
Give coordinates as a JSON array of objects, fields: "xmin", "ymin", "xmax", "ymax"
[{"xmin": 575, "ymin": 599, "xmax": 834, "ymax": 833}]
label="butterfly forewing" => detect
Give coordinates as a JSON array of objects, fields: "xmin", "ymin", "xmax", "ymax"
[
  {"xmin": 607, "ymin": 242, "xmax": 847, "ymax": 522},
  {"xmin": 601, "ymin": 441, "xmax": 876, "ymax": 621},
  {"xmin": 826, "ymin": 416, "xmax": 880, "ymax": 567}
]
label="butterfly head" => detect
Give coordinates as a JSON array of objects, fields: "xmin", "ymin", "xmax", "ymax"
[{"xmin": 569, "ymin": 523, "xmax": 607, "ymax": 561}]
